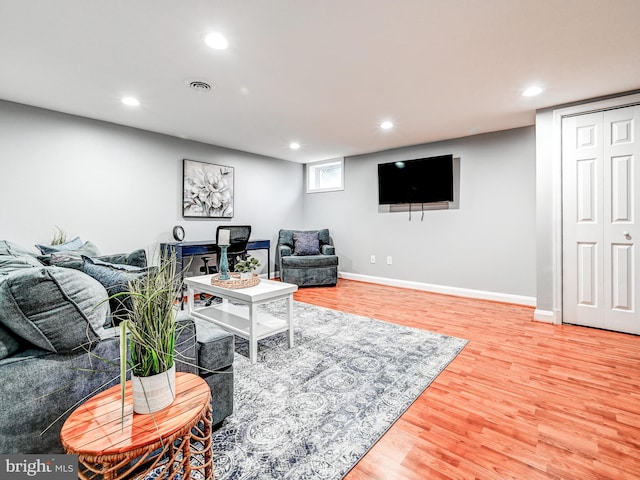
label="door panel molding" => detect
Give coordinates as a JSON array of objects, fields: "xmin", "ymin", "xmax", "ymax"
[{"xmin": 559, "ymin": 99, "xmax": 640, "ymax": 334}]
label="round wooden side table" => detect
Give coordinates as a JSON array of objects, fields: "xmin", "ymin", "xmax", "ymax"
[{"xmin": 61, "ymin": 372, "xmax": 213, "ymax": 480}]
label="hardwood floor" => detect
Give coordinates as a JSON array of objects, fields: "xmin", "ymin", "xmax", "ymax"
[{"xmin": 294, "ymin": 279, "xmax": 640, "ymax": 480}]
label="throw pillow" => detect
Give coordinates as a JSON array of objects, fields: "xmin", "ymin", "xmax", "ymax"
[
  {"xmin": 0, "ymin": 267, "xmax": 109, "ymax": 353},
  {"xmin": 96, "ymin": 249, "xmax": 147, "ymax": 268},
  {"xmin": 293, "ymin": 231, "xmax": 321, "ymax": 256},
  {"xmin": 37, "ymin": 241, "xmax": 102, "ymax": 269},
  {"xmin": 35, "ymin": 236, "xmax": 84, "ymax": 255},
  {"xmin": 0, "ymin": 254, "xmax": 43, "ymax": 279},
  {"xmin": 82, "ymin": 256, "xmax": 152, "ymax": 325},
  {"xmin": 0, "ymin": 240, "xmax": 42, "ymax": 280}
]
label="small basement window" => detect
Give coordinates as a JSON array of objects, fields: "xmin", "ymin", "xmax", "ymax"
[{"xmin": 306, "ymin": 158, "xmax": 344, "ymax": 193}]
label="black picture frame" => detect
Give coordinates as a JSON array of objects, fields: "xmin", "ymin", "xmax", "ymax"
[{"xmin": 182, "ymin": 159, "xmax": 234, "ymax": 218}]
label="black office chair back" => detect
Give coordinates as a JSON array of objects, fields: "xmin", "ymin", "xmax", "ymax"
[{"xmin": 216, "ymin": 225, "xmax": 251, "ymax": 270}]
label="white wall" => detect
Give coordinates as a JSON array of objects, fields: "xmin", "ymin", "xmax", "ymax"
[
  {"xmin": 0, "ymin": 100, "xmax": 303, "ymax": 273},
  {"xmin": 534, "ymin": 108, "xmax": 558, "ymax": 317},
  {"xmin": 303, "ymin": 127, "xmax": 537, "ymax": 301}
]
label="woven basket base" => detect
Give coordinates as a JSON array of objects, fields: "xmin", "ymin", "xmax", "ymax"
[{"xmin": 210, "ymin": 272, "xmax": 260, "ymax": 289}]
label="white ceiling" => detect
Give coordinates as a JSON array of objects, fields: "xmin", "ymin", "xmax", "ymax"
[{"xmin": 2, "ymin": 0, "xmax": 639, "ymax": 163}]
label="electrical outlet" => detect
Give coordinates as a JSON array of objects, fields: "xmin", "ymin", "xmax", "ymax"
[
  {"xmin": 370, "ymin": 255, "xmax": 376, "ymax": 264},
  {"xmin": 386, "ymin": 256, "xmax": 392, "ymax": 265}
]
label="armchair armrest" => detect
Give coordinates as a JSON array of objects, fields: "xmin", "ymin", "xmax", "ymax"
[
  {"xmin": 279, "ymin": 245, "xmax": 292, "ymax": 257},
  {"xmin": 321, "ymin": 245, "xmax": 335, "ymax": 255}
]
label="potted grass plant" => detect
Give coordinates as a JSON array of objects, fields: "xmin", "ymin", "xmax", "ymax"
[
  {"xmin": 51, "ymin": 225, "xmax": 67, "ymax": 245},
  {"xmin": 117, "ymin": 250, "xmax": 182, "ymax": 414}
]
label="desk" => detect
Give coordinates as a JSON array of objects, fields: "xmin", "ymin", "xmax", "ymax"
[
  {"xmin": 161, "ymin": 239, "xmax": 271, "ymax": 279},
  {"xmin": 60, "ymin": 373, "xmax": 213, "ymax": 480}
]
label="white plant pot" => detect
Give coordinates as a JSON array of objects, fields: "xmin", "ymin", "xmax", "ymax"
[
  {"xmin": 131, "ymin": 364, "xmax": 176, "ymax": 414},
  {"xmin": 240, "ymin": 271, "xmax": 253, "ymax": 280}
]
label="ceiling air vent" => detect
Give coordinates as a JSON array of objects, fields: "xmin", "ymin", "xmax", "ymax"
[{"xmin": 188, "ymin": 80, "xmax": 213, "ymax": 92}]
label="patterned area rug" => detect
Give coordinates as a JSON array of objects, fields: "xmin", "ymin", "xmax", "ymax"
[{"xmin": 211, "ymin": 300, "xmax": 467, "ymax": 480}]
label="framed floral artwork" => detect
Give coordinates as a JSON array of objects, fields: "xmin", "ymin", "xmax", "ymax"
[{"xmin": 182, "ymin": 159, "xmax": 234, "ymax": 218}]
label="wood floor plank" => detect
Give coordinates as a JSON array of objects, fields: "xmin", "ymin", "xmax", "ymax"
[{"xmin": 294, "ymin": 279, "xmax": 640, "ymax": 480}]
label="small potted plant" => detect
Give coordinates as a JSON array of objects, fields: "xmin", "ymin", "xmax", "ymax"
[
  {"xmin": 110, "ymin": 250, "xmax": 182, "ymax": 414},
  {"xmin": 234, "ymin": 255, "xmax": 261, "ymax": 280}
]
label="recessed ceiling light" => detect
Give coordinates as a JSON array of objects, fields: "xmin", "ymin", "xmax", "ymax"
[
  {"xmin": 289, "ymin": 142, "xmax": 300, "ymax": 150},
  {"xmin": 121, "ymin": 96, "xmax": 140, "ymax": 106},
  {"xmin": 204, "ymin": 32, "xmax": 228, "ymax": 50},
  {"xmin": 522, "ymin": 86, "xmax": 543, "ymax": 97},
  {"xmin": 380, "ymin": 121, "xmax": 394, "ymax": 130}
]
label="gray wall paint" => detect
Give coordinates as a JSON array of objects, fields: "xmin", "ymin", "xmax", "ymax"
[
  {"xmin": 0, "ymin": 100, "xmax": 303, "ymax": 273},
  {"xmin": 0, "ymin": 100, "xmax": 536, "ymax": 298},
  {"xmin": 303, "ymin": 127, "xmax": 537, "ymax": 298}
]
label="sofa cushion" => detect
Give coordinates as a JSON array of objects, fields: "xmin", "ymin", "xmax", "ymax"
[
  {"xmin": 0, "ymin": 323, "xmax": 21, "ymax": 359},
  {"xmin": 0, "ymin": 267, "xmax": 110, "ymax": 353},
  {"xmin": 82, "ymin": 256, "xmax": 151, "ymax": 325},
  {"xmin": 293, "ymin": 231, "xmax": 321, "ymax": 256},
  {"xmin": 35, "ymin": 236, "xmax": 84, "ymax": 255},
  {"xmin": 0, "ymin": 240, "xmax": 39, "ymax": 258},
  {"xmin": 281, "ymin": 254, "xmax": 339, "ymax": 268},
  {"xmin": 192, "ymin": 317, "xmax": 235, "ymax": 375}
]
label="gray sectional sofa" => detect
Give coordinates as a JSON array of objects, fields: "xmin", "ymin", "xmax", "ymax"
[{"xmin": 0, "ymin": 240, "xmax": 235, "ymax": 454}]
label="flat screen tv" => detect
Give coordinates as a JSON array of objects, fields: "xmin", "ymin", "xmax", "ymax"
[{"xmin": 378, "ymin": 154, "xmax": 454, "ymax": 205}]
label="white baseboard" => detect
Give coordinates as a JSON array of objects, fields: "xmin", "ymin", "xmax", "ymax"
[
  {"xmin": 533, "ymin": 309, "xmax": 560, "ymax": 324},
  {"xmin": 338, "ymin": 271, "xmax": 536, "ymax": 307}
]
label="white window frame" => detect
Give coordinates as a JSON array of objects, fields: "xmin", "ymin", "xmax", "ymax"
[{"xmin": 305, "ymin": 157, "xmax": 344, "ymax": 193}]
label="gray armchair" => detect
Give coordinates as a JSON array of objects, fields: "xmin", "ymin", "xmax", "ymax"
[{"xmin": 277, "ymin": 229, "xmax": 338, "ymax": 287}]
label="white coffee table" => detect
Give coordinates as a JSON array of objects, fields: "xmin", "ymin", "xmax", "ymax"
[{"xmin": 184, "ymin": 275, "xmax": 298, "ymax": 364}]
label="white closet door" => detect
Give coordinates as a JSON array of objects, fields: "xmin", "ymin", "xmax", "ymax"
[{"xmin": 562, "ymin": 105, "xmax": 640, "ymax": 334}]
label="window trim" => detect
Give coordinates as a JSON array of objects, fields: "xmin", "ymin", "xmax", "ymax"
[{"xmin": 305, "ymin": 157, "xmax": 344, "ymax": 194}]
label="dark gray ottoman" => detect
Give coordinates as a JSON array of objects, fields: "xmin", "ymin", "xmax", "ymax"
[{"xmin": 193, "ymin": 317, "xmax": 235, "ymax": 426}]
